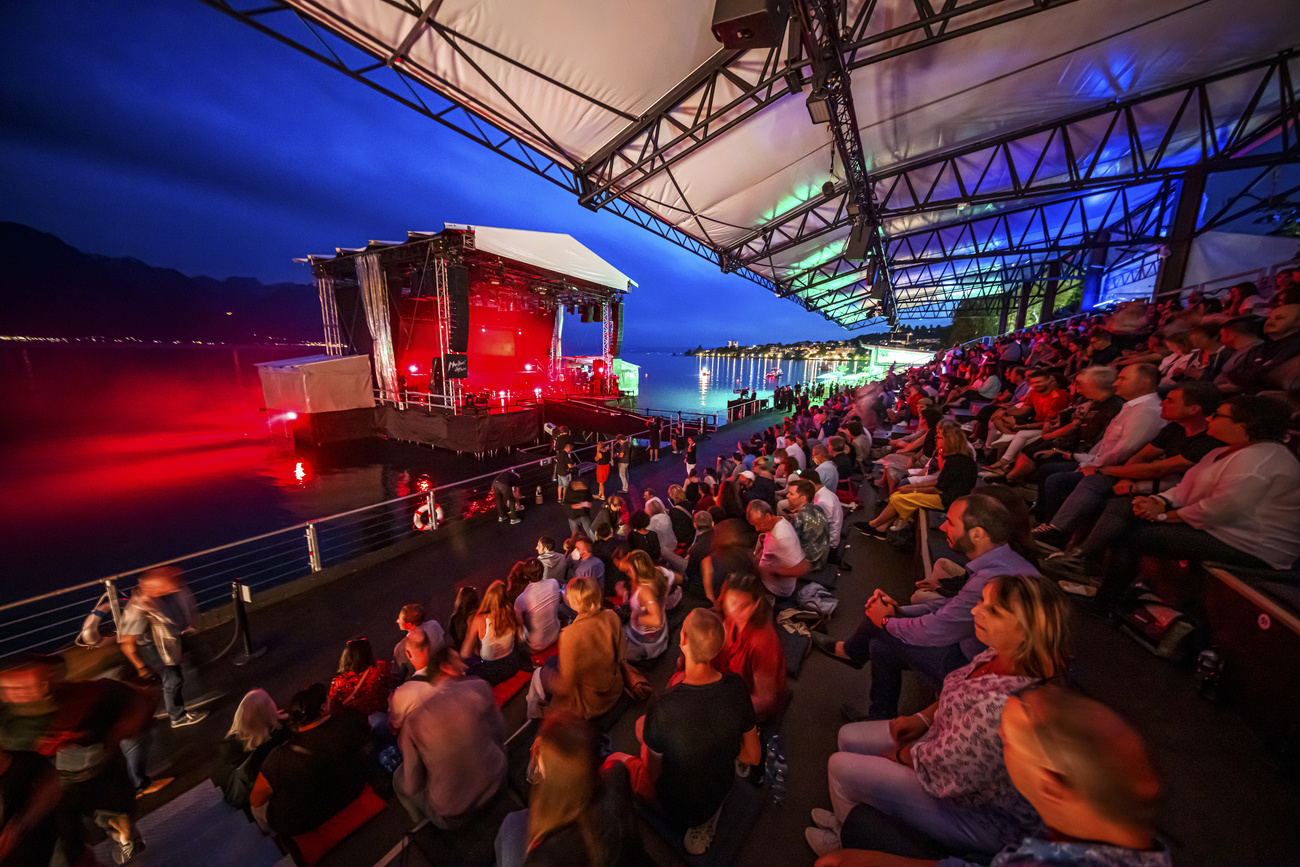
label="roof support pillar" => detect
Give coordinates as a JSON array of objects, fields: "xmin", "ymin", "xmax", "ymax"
[
  {"xmin": 1040, "ymin": 261, "xmax": 1061, "ymax": 323},
  {"xmin": 1079, "ymin": 232, "xmax": 1111, "ymax": 311},
  {"xmin": 1014, "ymin": 279, "xmax": 1033, "ymax": 332},
  {"xmin": 1154, "ymin": 167, "xmax": 1208, "ymax": 300},
  {"xmin": 998, "ymin": 291, "xmax": 1012, "ymax": 336}
]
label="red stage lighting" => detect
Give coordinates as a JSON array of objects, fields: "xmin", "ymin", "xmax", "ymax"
[
  {"xmin": 285, "ymin": 411, "xmax": 298, "ymax": 420},
  {"xmin": 408, "ymin": 364, "xmax": 419, "ymax": 373}
]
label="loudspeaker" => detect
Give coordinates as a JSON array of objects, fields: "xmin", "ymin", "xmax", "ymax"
[
  {"xmin": 446, "ymin": 264, "xmax": 469, "ymax": 353},
  {"xmin": 609, "ymin": 302, "xmax": 624, "ymax": 357},
  {"xmin": 845, "ymin": 222, "xmax": 871, "ymax": 261},
  {"xmin": 591, "ymin": 304, "xmax": 603, "ymax": 323},
  {"xmin": 869, "ymin": 277, "xmax": 890, "ymax": 300},
  {"xmin": 580, "ymin": 304, "xmax": 593, "ymax": 323},
  {"xmin": 711, "ymin": 0, "xmax": 789, "ymax": 50}
]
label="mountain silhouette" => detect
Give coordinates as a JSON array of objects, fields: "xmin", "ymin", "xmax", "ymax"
[{"xmin": 0, "ymin": 222, "xmax": 320, "ymax": 342}]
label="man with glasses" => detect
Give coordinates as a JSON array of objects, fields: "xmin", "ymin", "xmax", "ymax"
[{"xmin": 1085, "ymin": 329, "xmax": 1122, "ymax": 366}]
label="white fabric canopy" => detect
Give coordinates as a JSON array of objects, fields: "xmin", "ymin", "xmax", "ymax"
[
  {"xmin": 264, "ymin": 0, "xmax": 1299, "ymax": 322},
  {"xmin": 451, "ymin": 224, "xmax": 632, "ymax": 291},
  {"xmin": 256, "ymin": 354, "xmax": 375, "ymax": 414}
]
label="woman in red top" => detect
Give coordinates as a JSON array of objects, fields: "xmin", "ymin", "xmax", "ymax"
[
  {"xmin": 714, "ymin": 573, "xmax": 787, "ymax": 722},
  {"xmin": 327, "ymin": 637, "xmax": 393, "ymax": 720}
]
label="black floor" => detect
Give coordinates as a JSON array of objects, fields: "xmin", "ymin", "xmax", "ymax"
[{"xmin": 128, "ymin": 409, "xmax": 1300, "ymax": 866}]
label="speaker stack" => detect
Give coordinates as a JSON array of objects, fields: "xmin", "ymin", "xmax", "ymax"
[{"xmin": 446, "ymin": 264, "xmax": 470, "ymax": 353}]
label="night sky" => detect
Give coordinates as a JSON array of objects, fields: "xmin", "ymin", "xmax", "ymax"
[{"xmin": 0, "ymin": 1, "xmax": 866, "ymax": 351}]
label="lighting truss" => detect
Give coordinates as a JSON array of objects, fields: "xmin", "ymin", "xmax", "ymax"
[
  {"xmin": 201, "ymin": 0, "xmax": 1300, "ymax": 329},
  {"xmin": 731, "ymin": 50, "xmax": 1300, "ymax": 269}
]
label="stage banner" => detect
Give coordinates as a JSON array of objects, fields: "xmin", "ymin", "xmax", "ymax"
[{"xmin": 443, "ymin": 353, "xmax": 469, "ymax": 379}]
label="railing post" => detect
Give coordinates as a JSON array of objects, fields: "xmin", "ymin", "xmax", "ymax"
[
  {"xmin": 104, "ymin": 579, "xmax": 122, "ymax": 635},
  {"xmin": 426, "ymin": 492, "xmax": 439, "ymax": 530},
  {"xmin": 305, "ymin": 523, "xmax": 322, "ymax": 572},
  {"xmin": 230, "ymin": 580, "xmax": 266, "ymax": 665}
]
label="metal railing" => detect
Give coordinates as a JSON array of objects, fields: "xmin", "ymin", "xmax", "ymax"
[
  {"xmin": 639, "ymin": 407, "xmax": 721, "ymax": 432},
  {"xmin": 0, "ymin": 434, "xmax": 638, "ymax": 663}
]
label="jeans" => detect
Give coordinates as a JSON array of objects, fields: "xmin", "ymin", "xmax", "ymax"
[
  {"xmin": 1034, "ymin": 459, "xmax": 1079, "ymax": 521},
  {"xmin": 139, "ymin": 643, "xmax": 188, "ymax": 722},
  {"xmin": 1048, "ymin": 473, "xmax": 1118, "ymax": 532},
  {"xmin": 617, "ymin": 462, "xmax": 630, "ymax": 492},
  {"xmin": 842, "ymin": 621, "xmax": 969, "ymax": 719},
  {"xmin": 828, "ymin": 720, "xmax": 1010, "ymax": 855},
  {"xmin": 526, "ymin": 656, "xmax": 561, "ymax": 719},
  {"xmin": 494, "ymin": 809, "xmax": 530, "ymax": 867},
  {"xmin": 121, "ymin": 729, "xmax": 152, "ymax": 791},
  {"xmin": 568, "ymin": 515, "xmax": 593, "ymax": 537},
  {"xmin": 1099, "ymin": 518, "xmax": 1272, "ymax": 613}
]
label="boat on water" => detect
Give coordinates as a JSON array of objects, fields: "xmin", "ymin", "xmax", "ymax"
[{"xmin": 765, "ymin": 367, "xmax": 782, "ymax": 378}]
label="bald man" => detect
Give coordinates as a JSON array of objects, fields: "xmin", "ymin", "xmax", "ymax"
[{"xmin": 817, "ymin": 685, "xmax": 1169, "ymax": 867}]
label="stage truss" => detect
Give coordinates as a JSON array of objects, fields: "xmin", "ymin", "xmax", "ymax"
[{"xmin": 199, "ymin": 0, "xmax": 1300, "ymax": 326}]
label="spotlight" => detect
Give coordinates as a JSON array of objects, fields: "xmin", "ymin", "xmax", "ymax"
[
  {"xmin": 806, "ymin": 88, "xmax": 831, "ymax": 124},
  {"xmin": 285, "ymin": 412, "xmax": 298, "ymax": 420},
  {"xmin": 408, "ymin": 364, "xmax": 419, "ymax": 374},
  {"xmin": 822, "ymin": 181, "xmax": 836, "ymax": 199},
  {"xmin": 524, "ymin": 363, "xmax": 533, "ymax": 371}
]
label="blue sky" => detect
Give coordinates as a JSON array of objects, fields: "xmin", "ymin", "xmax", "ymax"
[{"xmin": 0, "ymin": 1, "xmax": 870, "ymax": 351}]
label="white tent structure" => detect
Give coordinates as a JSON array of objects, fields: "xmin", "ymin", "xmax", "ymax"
[{"xmin": 202, "ymin": 0, "xmax": 1300, "ymax": 327}]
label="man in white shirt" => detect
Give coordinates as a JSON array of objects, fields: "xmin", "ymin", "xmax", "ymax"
[
  {"xmin": 811, "ymin": 444, "xmax": 839, "ymax": 492},
  {"xmin": 390, "ymin": 627, "xmax": 436, "ymax": 732},
  {"xmin": 1035, "ymin": 364, "xmax": 1165, "ymax": 522},
  {"xmin": 747, "ymin": 500, "xmax": 808, "ymax": 599},
  {"xmin": 786, "ymin": 439, "xmax": 807, "ymax": 470}
]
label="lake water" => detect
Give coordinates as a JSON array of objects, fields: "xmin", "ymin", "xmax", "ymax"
[{"xmin": 0, "ymin": 343, "xmax": 867, "ymax": 601}]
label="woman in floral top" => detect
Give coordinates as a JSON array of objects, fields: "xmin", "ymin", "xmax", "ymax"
[
  {"xmin": 805, "ymin": 574, "xmax": 1071, "ymax": 858},
  {"xmin": 326, "ymin": 637, "xmax": 393, "ymax": 721}
]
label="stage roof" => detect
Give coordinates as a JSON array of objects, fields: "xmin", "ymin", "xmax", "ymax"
[{"xmin": 206, "ymin": 0, "xmax": 1300, "ymax": 327}]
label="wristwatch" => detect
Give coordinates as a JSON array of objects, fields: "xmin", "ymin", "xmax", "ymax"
[{"xmin": 1156, "ymin": 512, "xmax": 1168, "ymax": 522}]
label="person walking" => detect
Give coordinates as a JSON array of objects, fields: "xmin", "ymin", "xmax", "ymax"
[{"xmin": 615, "ymin": 435, "xmax": 631, "ymax": 492}]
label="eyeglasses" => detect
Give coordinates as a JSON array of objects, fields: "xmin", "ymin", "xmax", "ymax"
[{"xmin": 1211, "ymin": 412, "xmax": 1236, "ymax": 422}]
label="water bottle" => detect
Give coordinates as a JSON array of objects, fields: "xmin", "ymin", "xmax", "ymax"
[{"xmin": 769, "ymin": 735, "xmax": 787, "ymax": 806}]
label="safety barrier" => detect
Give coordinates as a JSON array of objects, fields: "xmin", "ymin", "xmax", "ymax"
[{"xmin": 0, "ymin": 435, "xmax": 630, "ymax": 663}]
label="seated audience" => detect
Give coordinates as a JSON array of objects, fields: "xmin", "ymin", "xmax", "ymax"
[
  {"xmin": 527, "ymin": 577, "xmax": 624, "ymax": 720},
  {"xmin": 327, "ymin": 637, "xmax": 393, "ymax": 731},
  {"xmin": 390, "ymin": 627, "xmax": 436, "ymax": 731},
  {"xmin": 394, "ymin": 646, "xmax": 507, "ymax": 829},
  {"xmin": 494, "ymin": 712, "xmax": 649, "ymax": 867},
  {"xmin": 822, "ymin": 685, "xmax": 1169, "ymax": 867},
  {"xmin": 391, "ymin": 602, "xmax": 445, "ymax": 680},
  {"xmin": 572, "ymin": 537, "xmax": 606, "ymax": 590},
  {"xmin": 251, "ymin": 683, "xmax": 369, "ymax": 838},
  {"xmin": 860, "ymin": 425, "xmax": 976, "ymax": 537},
  {"xmin": 814, "ymin": 495, "xmax": 1038, "ymax": 720},
  {"xmin": 685, "ymin": 510, "xmax": 715, "ymax": 599},
  {"xmin": 446, "ymin": 586, "xmax": 479, "ymax": 655},
  {"xmin": 715, "ymin": 573, "xmax": 788, "ymax": 723},
  {"xmin": 537, "ymin": 536, "xmax": 567, "ymax": 584},
  {"xmin": 607, "ymin": 609, "xmax": 760, "ymax": 855},
  {"xmin": 786, "ymin": 478, "xmax": 832, "ymax": 570},
  {"xmin": 620, "ymin": 550, "xmax": 670, "ymax": 662},
  {"xmin": 461, "ymin": 580, "xmax": 524, "ymax": 686},
  {"xmin": 1095, "ymin": 395, "xmax": 1300, "ymax": 614},
  {"xmin": 515, "ymin": 557, "xmax": 563, "ymax": 653},
  {"xmin": 626, "ymin": 511, "xmax": 663, "ymax": 563},
  {"xmin": 214, "ymin": 689, "xmax": 289, "ymax": 811},
  {"xmin": 748, "ymin": 499, "xmax": 810, "ymax": 600},
  {"xmin": 807, "ymin": 574, "xmax": 1069, "ymax": 858}
]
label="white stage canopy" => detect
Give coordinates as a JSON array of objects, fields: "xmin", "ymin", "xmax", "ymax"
[{"xmin": 204, "ymin": 0, "xmax": 1300, "ymax": 326}]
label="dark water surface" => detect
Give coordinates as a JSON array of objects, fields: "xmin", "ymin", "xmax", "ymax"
[{"xmin": 0, "ymin": 344, "xmax": 857, "ymax": 601}]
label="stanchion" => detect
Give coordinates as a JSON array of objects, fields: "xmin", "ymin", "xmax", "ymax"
[{"xmin": 230, "ymin": 580, "xmax": 266, "ymax": 666}]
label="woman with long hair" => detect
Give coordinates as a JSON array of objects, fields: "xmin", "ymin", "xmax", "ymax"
[
  {"xmin": 493, "ymin": 712, "xmax": 648, "ymax": 867},
  {"xmin": 714, "ymin": 573, "xmax": 786, "ymax": 722},
  {"xmin": 447, "ymin": 585, "xmax": 480, "ymax": 652},
  {"xmin": 461, "ymin": 581, "xmax": 524, "ymax": 685},
  {"xmin": 859, "ymin": 423, "xmax": 977, "ymax": 537},
  {"xmin": 806, "ymin": 574, "xmax": 1071, "ymax": 858},
  {"xmin": 620, "ymin": 550, "xmax": 669, "ymax": 662},
  {"xmin": 327, "ymin": 636, "xmax": 393, "ymax": 720},
  {"xmin": 213, "ymin": 689, "xmax": 288, "ymax": 810}
]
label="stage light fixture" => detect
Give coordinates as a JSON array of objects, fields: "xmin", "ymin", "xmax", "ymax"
[
  {"xmin": 286, "ymin": 412, "xmax": 298, "ymax": 420},
  {"xmin": 806, "ymin": 88, "xmax": 831, "ymax": 124},
  {"xmin": 408, "ymin": 364, "xmax": 419, "ymax": 374},
  {"xmin": 822, "ymin": 181, "xmax": 836, "ymax": 199}
]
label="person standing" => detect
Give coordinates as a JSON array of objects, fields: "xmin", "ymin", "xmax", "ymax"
[
  {"xmin": 685, "ymin": 436, "xmax": 698, "ymax": 479},
  {"xmin": 614, "ymin": 435, "xmax": 631, "ymax": 492},
  {"xmin": 118, "ymin": 567, "xmax": 207, "ymax": 729},
  {"xmin": 647, "ymin": 417, "xmax": 663, "ymax": 462},
  {"xmin": 492, "ymin": 469, "xmax": 523, "ymax": 524},
  {"xmin": 594, "ymin": 440, "xmax": 611, "ymax": 500},
  {"xmin": 555, "ymin": 442, "xmax": 574, "ymax": 501}
]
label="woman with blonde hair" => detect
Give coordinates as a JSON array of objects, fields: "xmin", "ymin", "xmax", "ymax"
[
  {"xmin": 620, "ymin": 550, "xmax": 669, "ymax": 662},
  {"xmin": 461, "ymin": 580, "xmax": 523, "ymax": 685},
  {"xmin": 493, "ymin": 712, "xmax": 648, "ymax": 867},
  {"xmin": 806, "ymin": 574, "xmax": 1071, "ymax": 858},
  {"xmin": 526, "ymin": 577, "xmax": 624, "ymax": 720},
  {"xmin": 859, "ymin": 423, "xmax": 978, "ymax": 537},
  {"xmin": 213, "ymin": 689, "xmax": 288, "ymax": 810}
]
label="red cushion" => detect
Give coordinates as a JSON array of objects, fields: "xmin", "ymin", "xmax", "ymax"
[
  {"xmin": 530, "ymin": 643, "xmax": 559, "ymax": 667},
  {"xmin": 289, "ymin": 784, "xmax": 386, "ymax": 866},
  {"xmin": 492, "ymin": 669, "xmax": 532, "ymax": 706}
]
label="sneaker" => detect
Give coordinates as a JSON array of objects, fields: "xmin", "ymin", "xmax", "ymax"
[
  {"xmin": 498, "ymin": 516, "xmax": 506, "ymax": 523},
  {"xmin": 811, "ymin": 634, "xmax": 864, "ymax": 669},
  {"xmin": 684, "ymin": 810, "xmax": 720, "ymax": 855},
  {"xmin": 810, "ymin": 808, "xmax": 842, "ymax": 833},
  {"xmin": 509, "ymin": 517, "xmax": 522, "ymax": 525},
  {"xmin": 114, "ymin": 837, "xmax": 146, "ymax": 864},
  {"xmin": 805, "ymin": 826, "xmax": 841, "ymax": 857},
  {"xmin": 170, "ymin": 711, "xmax": 207, "ymax": 729},
  {"xmin": 855, "ymin": 524, "xmax": 885, "ymax": 539},
  {"xmin": 1044, "ymin": 549, "xmax": 1087, "ymax": 576}
]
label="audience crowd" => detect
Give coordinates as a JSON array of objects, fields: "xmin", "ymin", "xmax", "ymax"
[{"xmin": 1, "ymin": 271, "xmax": 1297, "ymax": 866}]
